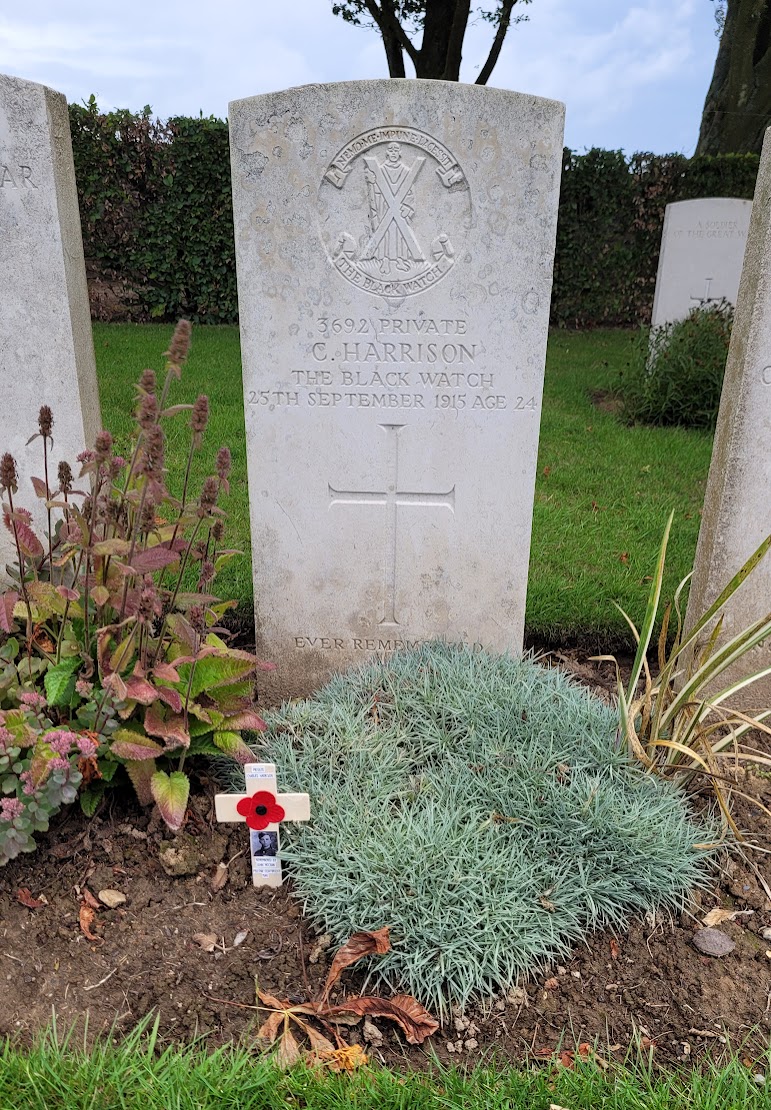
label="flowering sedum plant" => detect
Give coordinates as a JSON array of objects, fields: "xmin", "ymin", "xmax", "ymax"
[{"xmin": 0, "ymin": 322, "xmax": 271, "ymax": 862}]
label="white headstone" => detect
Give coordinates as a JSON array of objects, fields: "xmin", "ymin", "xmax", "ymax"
[
  {"xmin": 651, "ymin": 197, "xmax": 752, "ymax": 329},
  {"xmin": 230, "ymin": 79, "xmax": 564, "ymax": 700},
  {"xmin": 684, "ymin": 135, "xmax": 771, "ymax": 708},
  {"xmin": 0, "ymin": 73, "xmax": 101, "ymax": 574}
]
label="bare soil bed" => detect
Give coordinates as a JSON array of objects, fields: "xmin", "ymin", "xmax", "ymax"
[{"xmin": 1, "ymin": 650, "xmax": 770, "ymax": 1070}]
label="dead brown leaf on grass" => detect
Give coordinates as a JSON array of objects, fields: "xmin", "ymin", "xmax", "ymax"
[
  {"xmin": 326, "ymin": 993, "xmax": 439, "ymax": 1045},
  {"xmin": 319, "ymin": 926, "xmax": 391, "ymax": 1004},
  {"xmin": 702, "ymin": 907, "xmax": 753, "ymax": 928},
  {"xmin": 254, "ymin": 927, "xmax": 438, "ymax": 1068}
]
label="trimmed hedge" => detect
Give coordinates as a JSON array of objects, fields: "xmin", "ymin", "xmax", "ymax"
[{"xmin": 69, "ymin": 99, "xmax": 759, "ymax": 328}]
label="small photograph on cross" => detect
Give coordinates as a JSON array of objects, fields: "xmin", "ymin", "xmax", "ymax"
[{"xmin": 251, "ymin": 830, "xmax": 279, "ymax": 858}]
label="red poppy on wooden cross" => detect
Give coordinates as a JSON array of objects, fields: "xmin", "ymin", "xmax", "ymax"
[{"xmin": 214, "ymin": 763, "xmax": 310, "ymax": 887}]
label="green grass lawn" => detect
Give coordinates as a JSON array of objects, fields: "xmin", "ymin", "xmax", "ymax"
[
  {"xmin": 91, "ymin": 323, "xmax": 713, "ymax": 648},
  {"xmin": 2, "ymin": 1021, "xmax": 769, "ymax": 1110}
]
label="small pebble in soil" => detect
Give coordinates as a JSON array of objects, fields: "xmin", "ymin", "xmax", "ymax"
[
  {"xmin": 691, "ymin": 928, "xmax": 736, "ymax": 957},
  {"xmin": 761, "ymin": 927, "xmax": 771, "ymax": 942},
  {"xmin": 97, "ymin": 889, "xmax": 127, "ymax": 909},
  {"xmin": 308, "ymin": 933, "xmax": 333, "ymax": 963}
]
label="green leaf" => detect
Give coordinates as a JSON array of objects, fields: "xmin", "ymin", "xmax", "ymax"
[
  {"xmin": 80, "ymin": 782, "xmax": 106, "ymax": 817},
  {"xmin": 175, "ymin": 654, "xmax": 256, "ymax": 699},
  {"xmin": 110, "ymin": 729, "xmax": 164, "ymax": 761},
  {"xmin": 150, "ymin": 770, "xmax": 190, "ymax": 831},
  {"xmin": 212, "ymin": 730, "xmax": 252, "ymax": 762},
  {"xmin": 187, "ymin": 735, "xmax": 223, "ymax": 757},
  {"xmin": 125, "ymin": 759, "xmax": 155, "ymax": 806},
  {"xmin": 44, "ymin": 657, "xmax": 81, "ymax": 707}
]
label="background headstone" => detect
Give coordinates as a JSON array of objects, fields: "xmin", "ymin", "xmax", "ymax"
[
  {"xmin": 231, "ymin": 79, "xmax": 564, "ymax": 700},
  {"xmin": 651, "ymin": 197, "xmax": 752, "ymax": 329},
  {"xmin": 0, "ymin": 73, "xmax": 101, "ymax": 575},
  {"xmin": 684, "ymin": 133, "xmax": 771, "ymax": 708}
]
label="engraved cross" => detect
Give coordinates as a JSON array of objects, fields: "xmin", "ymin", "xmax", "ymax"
[
  {"xmin": 361, "ymin": 155, "xmax": 426, "ymax": 262},
  {"xmin": 328, "ymin": 423, "xmax": 455, "ymax": 626},
  {"xmin": 690, "ymin": 276, "xmax": 720, "ymax": 307}
]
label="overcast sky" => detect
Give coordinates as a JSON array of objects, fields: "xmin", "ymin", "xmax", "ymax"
[{"xmin": 0, "ymin": 0, "xmax": 719, "ymax": 154}]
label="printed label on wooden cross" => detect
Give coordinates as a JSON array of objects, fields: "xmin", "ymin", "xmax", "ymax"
[
  {"xmin": 328, "ymin": 423, "xmax": 455, "ymax": 625},
  {"xmin": 214, "ymin": 763, "xmax": 310, "ymax": 888}
]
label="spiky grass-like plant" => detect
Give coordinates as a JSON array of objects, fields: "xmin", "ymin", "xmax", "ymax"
[{"xmin": 242, "ymin": 644, "xmax": 716, "ymax": 1015}]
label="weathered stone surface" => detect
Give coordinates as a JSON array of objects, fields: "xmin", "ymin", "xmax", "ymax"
[
  {"xmin": 684, "ymin": 132, "xmax": 771, "ymax": 709},
  {"xmin": 651, "ymin": 197, "xmax": 752, "ymax": 328},
  {"xmin": 691, "ymin": 927, "xmax": 736, "ymax": 957},
  {"xmin": 230, "ymin": 79, "xmax": 564, "ymax": 701},
  {"xmin": 0, "ymin": 73, "xmax": 100, "ymax": 576}
]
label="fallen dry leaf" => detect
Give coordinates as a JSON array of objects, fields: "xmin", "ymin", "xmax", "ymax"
[
  {"xmin": 256, "ymin": 1009, "xmax": 285, "ymax": 1044},
  {"xmin": 81, "ymin": 887, "xmax": 100, "ymax": 910},
  {"xmin": 210, "ymin": 862, "xmax": 229, "ymax": 893},
  {"xmin": 78, "ymin": 904, "xmax": 102, "ymax": 943},
  {"xmin": 16, "ymin": 888, "xmax": 46, "ymax": 910},
  {"xmin": 325, "ymin": 992, "xmax": 438, "ymax": 1045},
  {"xmin": 192, "ymin": 932, "xmax": 218, "ymax": 953},
  {"xmin": 610, "ymin": 938, "xmax": 620, "ymax": 959},
  {"xmin": 304, "ymin": 1023, "xmax": 336, "ymax": 1055},
  {"xmin": 257, "ymin": 987, "xmax": 292, "ymax": 1012},
  {"xmin": 319, "ymin": 927, "xmax": 391, "ymax": 1004},
  {"xmin": 276, "ymin": 1025, "xmax": 302, "ymax": 1070},
  {"xmin": 314, "ymin": 1044, "xmax": 368, "ymax": 1072},
  {"xmin": 702, "ymin": 907, "xmax": 753, "ymax": 928},
  {"xmin": 233, "ymin": 929, "xmax": 249, "ymax": 948},
  {"xmin": 544, "ymin": 977, "xmax": 559, "ymax": 991}
]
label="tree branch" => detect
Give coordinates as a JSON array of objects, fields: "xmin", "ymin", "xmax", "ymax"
[
  {"xmin": 363, "ymin": 0, "xmax": 421, "ymax": 67},
  {"xmin": 476, "ymin": 0, "xmax": 516, "ymax": 85}
]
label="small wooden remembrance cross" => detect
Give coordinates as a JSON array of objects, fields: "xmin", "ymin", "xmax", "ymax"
[{"xmin": 214, "ymin": 763, "xmax": 310, "ymax": 888}]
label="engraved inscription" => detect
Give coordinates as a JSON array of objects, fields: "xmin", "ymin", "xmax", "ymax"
[
  {"xmin": 320, "ymin": 127, "xmax": 470, "ymax": 298},
  {"xmin": 0, "ymin": 164, "xmax": 38, "ymax": 189},
  {"xmin": 672, "ymin": 220, "xmax": 746, "ymax": 241},
  {"xmin": 762, "ymin": 366, "xmax": 771, "ymax": 385},
  {"xmin": 246, "ymin": 313, "xmax": 540, "ymax": 414},
  {"xmin": 328, "ymin": 423, "xmax": 455, "ymax": 626},
  {"xmin": 294, "ymin": 636, "xmax": 484, "ymax": 653}
]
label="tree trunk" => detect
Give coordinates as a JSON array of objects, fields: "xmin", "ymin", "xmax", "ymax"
[
  {"xmin": 415, "ymin": 0, "xmax": 464, "ymax": 79},
  {"xmin": 696, "ymin": 0, "xmax": 771, "ymax": 155}
]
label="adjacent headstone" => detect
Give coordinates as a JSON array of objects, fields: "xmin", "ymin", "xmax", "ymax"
[
  {"xmin": 0, "ymin": 73, "xmax": 101, "ymax": 574},
  {"xmin": 215, "ymin": 763, "xmax": 311, "ymax": 887},
  {"xmin": 230, "ymin": 79, "xmax": 564, "ymax": 700},
  {"xmin": 684, "ymin": 133, "xmax": 771, "ymax": 709},
  {"xmin": 651, "ymin": 197, "xmax": 752, "ymax": 329}
]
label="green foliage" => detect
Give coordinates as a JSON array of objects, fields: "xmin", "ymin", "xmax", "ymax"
[
  {"xmin": 69, "ymin": 97, "xmax": 759, "ymax": 327},
  {"xmin": 69, "ymin": 99, "xmax": 235, "ymax": 324},
  {"xmin": 603, "ymin": 512, "xmax": 771, "ymax": 835},
  {"xmin": 2, "ymin": 1017, "xmax": 770, "ymax": 1110},
  {"xmin": 0, "ymin": 666, "xmax": 83, "ymax": 866},
  {"xmin": 0, "ymin": 324, "xmax": 269, "ymax": 861},
  {"xmin": 618, "ymin": 303, "xmax": 734, "ymax": 428},
  {"xmin": 247, "ymin": 643, "xmax": 716, "ymax": 1014},
  {"xmin": 553, "ymin": 149, "xmax": 758, "ymax": 328}
]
